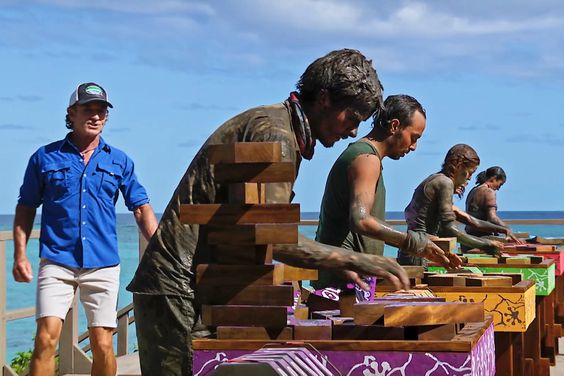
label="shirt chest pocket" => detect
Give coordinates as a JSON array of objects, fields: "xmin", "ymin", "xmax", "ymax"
[
  {"xmin": 96, "ymin": 162, "xmax": 123, "ymax": 201},
  {"xmin": 42, "ymin": 162, "xmax": 71, "ymax": 200}
]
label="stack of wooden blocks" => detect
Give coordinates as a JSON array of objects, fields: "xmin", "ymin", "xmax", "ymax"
[
  {"xmin": 424, "ymin": 272, "xmax": 519, "ymax": 288},
  {"xmin": 307, "ymin": 293, "xmax": 485, "ymax": 341},
  {"xmin": 179, "ymin": 142, "xmax": 319, "ymax": 340},
  {"xmin": 465, "ymin": 255, "xmax": 545, "ymax": 265}
]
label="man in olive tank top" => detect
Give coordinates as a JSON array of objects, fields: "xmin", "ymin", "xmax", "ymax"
[{"xmin": 313, "ymin": 95, "xmax": 461, "ymax": 290}]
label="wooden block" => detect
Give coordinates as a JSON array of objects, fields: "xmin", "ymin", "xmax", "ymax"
[
  {"xmin": 410, "ymin": 324, "xmax": 456, "ymax": 340},
  {"xmin": 483, "ymin": 272, "xmax": 522, "ymax": 285},
  {"xmin": 338, "ymin": 292, "xmax": 356, "ymax": 318},
  {"xmin": 375, "ymin": 295, "xmax": 445, "ymax": 302},
  {"xmin": 529, "ymin": 236, "xmax": 564, "ymax": 245},
  {"xmin": 283, "ymin": 265, "xmax": 318, "ymax": 282},
  {"xmin": 228, "ymin": 183, "xmax": 266, "ymax": 204},
  {"xmin": 519, "ymin": 244, "xmax": 556, "ymax": 252},
  {"xmin": 180, "ymin": 203, "xmax": 300, "ymax": 225},
  {"xmin": 509, "ymin": 243, "xmax": 553, "ymax": 252},
  {"xmin": 513, "ymin": 232, "xmax": 529, "ymax": 239},
  {"xmin": 197, "ymin": 284, "xmax": 294, "ymax": 306},
  {"xmin": 210, "ymin": 244, "xmax": 273, "ymax": 264},
  {"xmin": 306, "ymin": 294, "xmax": 339, "ymax": 312},
  {"xmin": 196, "ymin": 264, "xmax": 284, "ymax": 286},
  {"xmin": 207, "ymin": 142, "xmax": 282, "ymax": 164},
  {"xmin": 216, "ymin": 326, "xmax": 293, "ymax": 340},
  {"xmin": 455, "ymin": 267, "xmax": 483, "ymax": 274},
  {"xmin": 330, "ymin": 316, "xmax": 354, "ymax": 325},
  {"xmin": 215, "ymin": 162, "xmax": 296, "ymax": 183},
  {"xmin": 378, "ymin": 276, "xmax": 421, "ymax": 287},
  {"xmin": 465, "ymin": 276, "xmax": 513, "ymax": 287},
  {"xmin": 353, "ymin": 301, "xmax": 484, "ymax": 326},
  {"xmin": 291, "ymin": 319, "xmax": 332, "ymax": 340},
  {"xmin": 332, "ymin": 324, "xmax": 405, "ymax": 340},
  {"xmin": 528, "ymin": 256, "xmax": 544, "ymax": 264},
  {"xmin": 310, "ymin": 310, "xmax": 341, "ymax": 320},
  {"xmin": 202, "ymin": 305, "xmax": 288, "ymax": 327},
  {"xmin": 353, "ymin": 302, "xmax": 386, "ymax": 325},
  {"xmin": 384, "ymin": 302, "xmax": 484, "ymax": 327},
  {"xmin": 504, "ymin": 257, "xmax": 531, "ymax": 265},
  {"xmin": 427, "ymin": 274, "xmax": 467, "ymax": 287},
  {"xmin": 468, "ymin": 257, "xmax": 499, "ymax": 265},
  {"xmin": 423, "ymin": 271, "xmax": 436, "ymax": 283},
  {"xmin": 432, "ymin": 237, "xmax": 457, "ymax": 253},
  {"xmin": 208, "ymin": 224, "xmax": 298, "ymax": 245},
  {"xmin": 293, "ymin": 304, "xmax": 309, "ymax": 320},
  {"xmin": 401, "ymin": 266, "xmax": 425, "ymax": 278},
  {"xmin": 384, "ymin": 289, "xmax": 437, "ymax": 298}
]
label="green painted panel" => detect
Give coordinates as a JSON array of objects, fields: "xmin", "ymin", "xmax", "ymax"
[{"xmin": 428, "ymin": 264, "xmax": 556, "ymax": 296}]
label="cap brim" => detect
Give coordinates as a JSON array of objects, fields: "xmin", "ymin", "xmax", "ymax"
[{"xmin": 74, "ymin": 98, "xmax": 113, "ymax": 108}]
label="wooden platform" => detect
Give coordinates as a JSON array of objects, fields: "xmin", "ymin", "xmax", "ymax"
[{"xmin": 61, "ymin": 336, "xmax": 564, "ymax": 376}]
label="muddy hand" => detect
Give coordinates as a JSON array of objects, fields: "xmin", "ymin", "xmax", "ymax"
[{"xmin": 351, "ymin": 253, "xmax": 409, "ymax": 290}]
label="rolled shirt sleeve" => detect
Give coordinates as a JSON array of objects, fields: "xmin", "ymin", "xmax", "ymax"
[
  {"xmin": 119, "ymin": 156, "xmax": 150, "ymax": 211},
  {"xmin": 18, "ymin": 152, "xmax": 44, "ymax": 208}
]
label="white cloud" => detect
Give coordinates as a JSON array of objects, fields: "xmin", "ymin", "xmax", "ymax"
[
  {"xmin": 34, "ymin": 0, "xmax": 215, "ymax": 16},
  {"xmin": 4, "ymin": 0, "xmax": 564, "ymax": 79}
]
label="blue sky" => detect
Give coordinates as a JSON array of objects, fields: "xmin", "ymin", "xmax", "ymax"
[{"xmin": 1, "ymin": 0, "xmax": 563, "ymax": 214}]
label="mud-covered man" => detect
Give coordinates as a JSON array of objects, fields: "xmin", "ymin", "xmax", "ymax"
[
  {"xmin": 312, "ymin": 95, "xmax": 461, "ymax": 291},
  {"xmin": 127, "ymin": 49, "xmax": 411, "ymax": 375}
]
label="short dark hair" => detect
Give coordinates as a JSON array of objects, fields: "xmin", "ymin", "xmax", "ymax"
[
  {"xmin": 374, "ymin": 94, "xmax": 426, "ymax": 130},
  {"xmin": 476, "ymin": 166, "xmax": 506, "ymax": 185},
  {"xmin": 65, "ymin": 113, "xmax": 73, "ymax": 129},
  {"xmin": 296, "ymin": 49, "xmax": 384, "ymax": 120}
]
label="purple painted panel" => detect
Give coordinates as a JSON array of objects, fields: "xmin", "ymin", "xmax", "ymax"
[
  {"xmin": 312, "ymin": 277, "xmax": 377, "ymax": 302},
  {"xmin": 193, "ymin": 322, "xmax": 495, "ymax": 376}
]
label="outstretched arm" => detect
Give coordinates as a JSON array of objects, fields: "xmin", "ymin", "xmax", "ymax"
[
  {"xmin": 482, "ymin": 191, "xmax": 524, "ymax": 243},
  {"xmin": 484, "ymin": 205, "xmax": 523, "ymax": 243},
  {"xmin": 273, "ymin": 234, "xmax": 409, "ymax": 290},
  {"xmin": 433, "ymin": 181, "xmax": 502, "ymax": 256},
  {"xmin": 453, "ymin": 205, "xmax": 508, "ymax": 234},
  {"xmin": 347, "ymin": 154, "xmax": 454, "ymax": 267}
]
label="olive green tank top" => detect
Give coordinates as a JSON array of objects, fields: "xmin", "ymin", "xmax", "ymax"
[{"xmin": 312, "ymin": 140, "xmax": 385, "ymax": 289}]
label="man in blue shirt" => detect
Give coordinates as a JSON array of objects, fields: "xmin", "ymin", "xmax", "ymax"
[{"xmin": 12, "ymin": 82, "xmax": 158, "ymax": 376}]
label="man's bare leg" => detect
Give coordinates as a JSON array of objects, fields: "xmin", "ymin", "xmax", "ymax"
[
  {"xmin": 89, "ymin": 326, "xmax": 116, "ymax": 376},
  {"xmin": 30, "ymin": 317, "xmax": 63, "ymax": 376}
]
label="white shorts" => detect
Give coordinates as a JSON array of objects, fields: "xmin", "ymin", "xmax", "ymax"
[{"xmin": 36, "ymin": 258, "xmax": 120, "ymax": 328}]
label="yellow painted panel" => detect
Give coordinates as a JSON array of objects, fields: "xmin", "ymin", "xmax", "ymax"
[{"xmin": 375, "ymin": 289, "xmax": 535, "ymax": 332}]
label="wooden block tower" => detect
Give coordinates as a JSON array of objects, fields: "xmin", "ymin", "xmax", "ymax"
[{"xmin": 179, "ymin": 142, "xmax": 317, "ymax": 340}]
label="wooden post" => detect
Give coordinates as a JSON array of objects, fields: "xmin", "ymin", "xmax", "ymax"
[
  {"xmin": 117, "ymin": 313, "xmax": 129, "ymax": 356},
  {"xmin": 0, "ymin": 241, "xmax": 7, "ymax": 369},
  {"xmin": 0, "ymin": 240, "xmax": 17, "ymax": 376},
  {"xmin": 58, "ymin": 299, "xmax": 92, "ymax": 374}
]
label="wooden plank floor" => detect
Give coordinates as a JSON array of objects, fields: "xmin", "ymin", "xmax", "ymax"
[
  {"xmin": 552, "ymin": 337, "xmax": 564, "ymax": 375},
  {"xmin": 63, "ymin": 352, "xmax": 140, "ymax": 376}
]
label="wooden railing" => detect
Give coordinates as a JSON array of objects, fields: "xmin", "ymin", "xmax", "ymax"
[
  {"xmin": 300, "ymin": 219, "xmax": 564, "ymax": 226},
  {"xmin": 0, "ymin": 231, "xmax": 148, "ymax": 376}
]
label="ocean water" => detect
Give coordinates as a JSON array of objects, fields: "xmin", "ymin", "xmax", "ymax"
[{"xmin": 2, "ymin": 211, "xmax": 564, "ymax": 362}]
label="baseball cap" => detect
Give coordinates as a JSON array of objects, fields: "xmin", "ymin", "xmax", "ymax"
[{"xmin": 68, "ymin": 82, "xmax": 113, "ymax": 108}]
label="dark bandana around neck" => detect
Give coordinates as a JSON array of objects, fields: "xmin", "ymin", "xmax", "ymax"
[{"xmin": 288, "ymin": 91, "xmax": 316, "ymax": 160}]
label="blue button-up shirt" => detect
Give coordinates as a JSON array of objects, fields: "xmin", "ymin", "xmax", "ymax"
[{"xmin": 18, "ymin": 134, "xmax": 150, "ymax": 268}]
